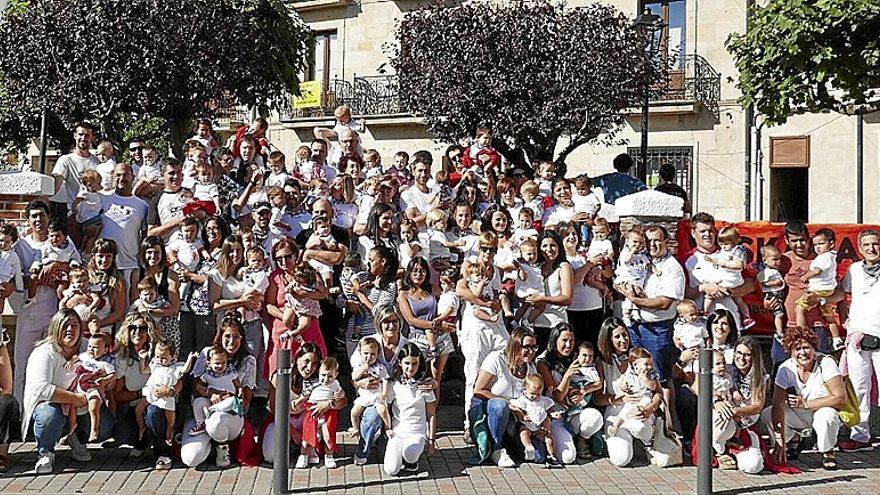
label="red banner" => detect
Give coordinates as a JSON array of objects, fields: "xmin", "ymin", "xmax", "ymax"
[{"xmin": 675, "ymin": 221, "xmax": 880, "ymax": 335}]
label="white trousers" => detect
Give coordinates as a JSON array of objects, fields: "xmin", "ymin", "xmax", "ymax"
[
  {"xmin": 759, "ymin": 404, "xmax": 841, "ymax": 453},
  {"xmin": 459, "ymin": 318, "xmax": 508, "ymax": 425},
  {"xmin": 845, "ymin": 344, "xmax": 880, "ymax": 443},
  {"xmin": 180, "ymin": 412, "xmax": 245, "ymax": 467},
  {"xmin": 383, "ymin": 433, "xmax": 426, "ymax": 475},
  {"xmin": 604, "ymin": 404, "xmax": 655, "ymax": 467}
]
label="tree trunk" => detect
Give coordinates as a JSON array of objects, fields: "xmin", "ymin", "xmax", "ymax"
[{"xmin": 168, "ymin": 116, "xmax": 192, "ymax": 159}]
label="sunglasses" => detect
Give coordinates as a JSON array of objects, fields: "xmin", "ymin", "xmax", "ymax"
[
  {"xmin": 129, "ymin": 146, "xmax": 143, "ymax": 152},
  {"xmin": 128, "ymin": 324, "xmax": 149, "ymax": 334},
  {"xmin": 276, "ymin": 253, "xmax": 294, "ymax": 262},
  {"xmin": 479, "ymin": 246, "xmax": 498, "ymax": 254},
  {"xmin": 522, "ymin": 344, "xmax": 539, "ymax": 351}
]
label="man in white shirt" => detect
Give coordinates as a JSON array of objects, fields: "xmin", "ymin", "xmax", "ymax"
[
  {"xmin": 146, "ymin": 159, "xmax": 190, "ymax": 243},
  {"xmin": 401, "ymin": 159, "xmax": 440, "ymax": 229},
  {"xmin": 615, "ymin": 225, "xmax": 684, "ymax": 417},
  {"xmin": 838, "ymin": 229, "xmax": 880, "ymax": 452},
  {"xmin": 684, "ymin": 212, "xmax": 755, "ymax": 329},
  {"xmin": 12, "ymin": 200, "xmax": 59, "ymax": 400},
  {"xmin": 295, "ymin": 139, "xmax": 338, "ymax": 186},
  {"xmin": 49, "ymin": 122, "xmax": 99, "ymax": 224},
  {"xmin": 100, "ymin": 162, "xmax": 149, "ymax": 303}
]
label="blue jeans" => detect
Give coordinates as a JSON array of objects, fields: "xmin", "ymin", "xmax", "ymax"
[
  {"xmin": 771, "ymin": 326, "xmax": 829, "ymax": 365},
  {"xmin": 32, "ymin": 402, "xmax": 114, "ymax": 455},
  {"xmin": 357, "ymin": 406, "xmax": 384, "ymax": 459},
  {"xmin": 484, "ymin": 398, "xmax": 510, "ymax": 448},
  {"xmin": 629, "ymin": 319, "xmax": 676, "ymax": 382},
  {"xmin": 145, "ymin": 404, "xmax": 172, "ymax": 457}
]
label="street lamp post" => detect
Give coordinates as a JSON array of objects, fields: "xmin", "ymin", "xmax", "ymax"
[{"xmin": 634, "ymin": 8, "xmax": 666, "ymax": 184}]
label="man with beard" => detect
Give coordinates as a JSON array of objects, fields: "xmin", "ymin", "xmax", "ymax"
[{"xmin": 49, "ymin": 122, "xmax": 99, "ymax": 225}]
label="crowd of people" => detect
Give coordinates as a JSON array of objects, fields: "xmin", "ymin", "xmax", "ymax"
[{"xmin": 0, "ymin": 109, "xmax": 876, "ymax": 478}]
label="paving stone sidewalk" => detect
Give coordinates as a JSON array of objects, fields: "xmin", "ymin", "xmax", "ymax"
[{"xmin": 2, "ymin": 405, "xmax": 879, "ymax": 495}]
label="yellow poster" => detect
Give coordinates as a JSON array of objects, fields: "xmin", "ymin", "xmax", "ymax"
[{"xmin": 292, "ymin": 81, "xmax": 322, "ymax": 109}]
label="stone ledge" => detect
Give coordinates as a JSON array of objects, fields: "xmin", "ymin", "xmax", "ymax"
[{"xmin": 0, "ymin": 171, "xmax": 55, "ymax": 196}]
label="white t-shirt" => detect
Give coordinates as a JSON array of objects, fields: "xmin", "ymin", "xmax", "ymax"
[
  {"xmin": 387, "ymin": 380, "xmax": 436, "ymax": 437},
  {"xmin": 674, "ymin": 318, "xmax": 707, "ymax": 349},
  {"xmin": 842, "ymin": 261, "xmax": 880, "ymax": 336},
  {"xmin": 685, "ymin": 249, "xmax": 742, "ymax": 328},
  {"xmin": 100, "ymin": 193, "xmax": 149, "ymax": 270},
  {"xmin": 49, "ymin": 152, "xmax": 99, "ymax": 209},
  {"xmin": 567, "ymin": 253, "xmax": 602, "ymax": 311},
  {"xmin": 400, "ymin": 186, "xmax": 436, "ymax": 219},
  {"xmin": 775, "ymin": 355, "xmax": 841, "ymax": 402},
  {"xmin": 636, "ymin": 254, "xmax": 685, "ymax": 322},
  {"xmin": 480, "ymin": 350, "xmax": 536, "ymax": 400},
  {"xmin": 758, "ymin": 266, "xmax": 785, "ymax": 295},
  {"xmin": 265, "ymin": 171, "xmax": 289, "ymax": 189},
  {"xmin": 808, "ymin": 251, "xmax": 838, "ymax": 291},
  {"xmin": 515, "ymin": 262, "xmax": 543, "ymax": 298},
  {"xmin": 148, "ymin": 190, "xmax": 188, "ymax": 243},
  {"xmin": 350, "ymin": 335, "xmax": 410, "ymax": 377},
  {"xmin": 76, "ymin": 190, "xmax": 103, "ymax": 223},
  {"xmin": 587, "ymin": 238, "xmax": 614, "ymax": 260},
  {"xmin": 308, "ymin": 380, "xmax": 342, "ymax": 402},
  {"xmin": 437, "ymin": 291, "xmax": 459, "ymax": 316},
  {"xmin": 573, "ymin": 192, "xmax": 601, "ymax": 216},
  {"xmin": 168, "ymin": 237, "xmax": 203, "ymax": 271},
  {"xmin": 509, "ymin": 394, "xmax": 555, "ymax": 431},
  {"xmin": 542, "ymin": 204, "xmax": 575, "ymax": 228},
  {"xmin": 97, "ymin": 159, "xmax": 117, "ymax": 191},
  {"xmin": 428, "ymin": 229, "xmax": 452, "ymax": 261}
]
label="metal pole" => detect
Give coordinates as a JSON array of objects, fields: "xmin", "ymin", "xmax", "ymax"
[
  {"xmin": 640, "ymin": 82, "xmax": 650, "ymax": 184},
  {"xmin": 856, "ymin": 114, "xmax": 864, "ymax": 223},
  {"xmin": 744, "ymin": 0, "xmax": 754, "ymax": 221},
  {"xmin": 38, "ymin": 111, "xmax": 48, "ymax": 174},
  {"xmin": 273, "ymin": 349, "xmax": 291, "ymax": 495},
  {"xmin": 697, "ymin": 347, "xmax": 713, "ymax": 495}
]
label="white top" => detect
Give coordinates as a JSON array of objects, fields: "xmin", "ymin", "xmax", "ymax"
[
  {"xmin": 148, "ymin": 190, "xmax": 188, "ymax": 243},
  {"xmin": 587, "ymin": 239, "xmax": 614, "ymax": 260},
  {"xmin": 510, "ymin": 228, "xmax": 539, "ymax": 252},
  {"xmin": 567, "ymin": 253, "xmax": 602, "ymax": 311},
  {"xmin": 307, "ymin": 379, "xmax": 341, "ymax": 402},
  {"xmin": 167, "ymin": 237, "xmax": 203, "ymax": 271},
  {"xmin": 15, "ymin": 236, "xmax": 59, "ymax": 316},
  {"xmin": 515, "ymin": 262, "xmax": 544, "ymax": 298},
  {"xmin": 480, "ymin": 350, "xmax": 536, "ymax": 400},
  {"xmin": 0, "ymin": 249, "xmax": 23, "ymax": 297},
  {"xmin": 97, "ymin": 159, "xmax": 117, "ymax": 191},
  {"xmin": 613, "ymin": 366, "xmax": 654, "ymax": 401},
  {"xmin": 76, "ymin": 190, "xmax": 103, "ymax": 222},
  {"xmin": 388, "ymin": 380, "xmax": 436, "ymax": 437},
  {"xmin": 265, "ymin": 171, "xmax": 289, "ymax": 189},
  {"xmin": 99, "ymin": 193, "xmax": 149, "ymax": 270},
  {"xmin": 509, "ymin": 394, "xmax": 555, "ymax": 431},
  {"xmin": 573, "ymin": 192, "xmax": 601, "ymax": 216},
  {"xmin": 636, "ymin": 254, "xmax": 685, "ymax": 322},
  {"xmin": 192, "ymin": 180, "xmax": 219, "ymax": 201},
  {"xmin": 350, "ymin": 334, "xmax": 410, "ymax": 377},
  {"xmin": 808, "ymin": 251, "xmax": 838, "ymax": 291},
  {"xmin": 842, "ymin": 261, "xmax": 880, "ymax": 336},
  {"xmin": 115, "ymin": 353, "xmax": 151, "ymax": 398},
  {"xmin": 50, "ymin": 152, "xmax": 99, "ymax": 208},
  {"xmin": 22, "ymin": 343, "xmax": 77, "ymax": 439},
  {"xmin": 37, "ymin": 241, "xmax": 81, "ymax": 267},
  {"xmin": 138, "ymin": 163, "xmax": 162, "ymax": 183},
  {"xmin": 674, "ymin": 318, "xmax": 707, "ymax": 349},
  {"xmin": 614, "ymin": 246, "xmax": 651, "ymax": 287},
  {"xmin": 542, "ymin": 204, "xmax": 575, "ymax": 228},
  {"xmin": 427, "ymin": 229, "xmax": 452, "ymax": 261},
  {"xmin": 332, "ymin": 201, "xmax": 359, "ymax": 231},
  {"xmin": 685, "ymin": 249, "xmax": 742, "ymax": 328},
  {"xmin": 533, "ymin": 264, "xmax": 569, "ymax": 328},
  {"xmin": 437, "ymin": 291, "xmax": 459, "ymax": 315},
  {"xmin": 704, "ymin": 246, "xmax": 746, "ymax": 288},
  {"xmin": 296, "ymin": 160, "xmax": 338, "ymax": 183},
  {"xmin": 400, "ymin": 186, "xmax": 436, "ymax": 218},
  {"xmin": 775, "ymin": 355, "xmax": 841, "ymax": 402},
  {"xmin": 758, "ymin": 266, "xmax": 786, "ymax": 295}
]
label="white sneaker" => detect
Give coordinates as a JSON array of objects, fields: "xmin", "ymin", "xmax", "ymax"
[
  {"xmin": 832, "ymin": 337, "xmax": 845, "ymax": 351},
  {"xmin": 215, "ymin": 443, "xmax": 231, "ymax": 468},
  {"xmin": 524, "ymin": 446, "xmax": 536, "ymax": 462},
  {"xmin": 155, "ymin": 455, "xmax": 172, "ymax": 470},
  {"xmin": 324, "ymin": 454, "xmax": 337, "ymax": 469},
  {"xmin": 34, "ymin": 452, "xmax": 55, "ymax": 474},
  {"xmin": 490, "ymin": 448, "xmax": 516, "ymax": 468},
  {"xmin": 354, "ymin": 455, "xmax": 367, "ymax": 466},
  {"xmin": 67, "ymin": 433, "xmax": 92, "ymax": 462},
  {"xmin": 295, "ymin": 454, "xmax": 309, "ymax": 469},
  {"xmin": 308, "ymin": 453, "xmax": 320, "ymax": 465}
]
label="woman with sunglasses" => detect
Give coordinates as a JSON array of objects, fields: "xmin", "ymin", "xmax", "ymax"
[
  {"xmin": 264, "ymin": 238, "xmax": 328, "ymax": 380},
  {"xmin": 181, "ymin": 314, "xmax": 259, "ymax": 469},
  {"xmin": 111, "ymin": 313, "xmax": 166, "ymax": 467},
  {"xmin": 457, "ymin": 232, "xmax": 510, "ymax": 433},
  {"xmin": 471, "ymin": 328, "xmax": 539, "ymax": 468}
]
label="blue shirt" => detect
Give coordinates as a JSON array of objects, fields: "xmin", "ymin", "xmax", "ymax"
[{"xmin": 592, "ymin": 172, "xmax": 647, "ymax": 204}]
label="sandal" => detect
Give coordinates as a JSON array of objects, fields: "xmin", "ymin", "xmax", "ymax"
[
  {"xmin": 822, "ymin": 453, "xmax": 838, "ymax": 471},
  {"xmin": 786, "ymin": 436, "xmax": 804, "ymax": 460},
  {"xmin": 716, "ymin": 454, "xmax": 737, "ymax": 470}
]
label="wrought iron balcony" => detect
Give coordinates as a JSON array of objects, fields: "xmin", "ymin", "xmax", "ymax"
[
  {"xmin": 651, "ymin": 54, "xmax": 721, "ymax": 118},
  {"xmin": 281, "ymin": 75, "xmax": 409, "ymax": 120}
]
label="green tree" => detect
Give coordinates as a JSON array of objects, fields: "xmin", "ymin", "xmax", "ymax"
[
  {"xmin": 0, "ymin": 0, "xmax": 313, "ymax": 153},
  {"xmin": 390, "ymin": 0, "xmax": 656, "ymax": 173},
  {"xmin": 727, "ymin": 0, "xmax": 880, "ymax": 125}
]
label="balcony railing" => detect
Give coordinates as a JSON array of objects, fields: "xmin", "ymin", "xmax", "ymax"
[
  {"xmin": 652, "ymin": 54, "xmax": 721, "ymax": 118},
  {"xmin": 281, "ymin": 75, "xmax": 409, "ymax": 120}
]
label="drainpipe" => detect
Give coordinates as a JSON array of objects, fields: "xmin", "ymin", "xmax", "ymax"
[
  {"xmin": 743, "ymin": 0, "xmax": 754, "ymax": 221},
  {"xmin": 857, "ymin": 114, "xmax": 864, "ymax": 223}
]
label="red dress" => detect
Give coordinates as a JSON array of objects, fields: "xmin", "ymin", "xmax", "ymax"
[{"xmin": 263, "ymin": 268, "xmax": 327, "ymax": 379}]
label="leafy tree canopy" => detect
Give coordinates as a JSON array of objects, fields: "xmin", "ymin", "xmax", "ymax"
[
  {"xmin": 0, "ymin": 0, "xmax": 312, "ymax": 153},
  {"xmin": 727, "ymin": 0, "xmax": 880, "ymax": 125},
  {"xmin": 390, "ymin": 0, "xmax": 656, "ymax": 172}
]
